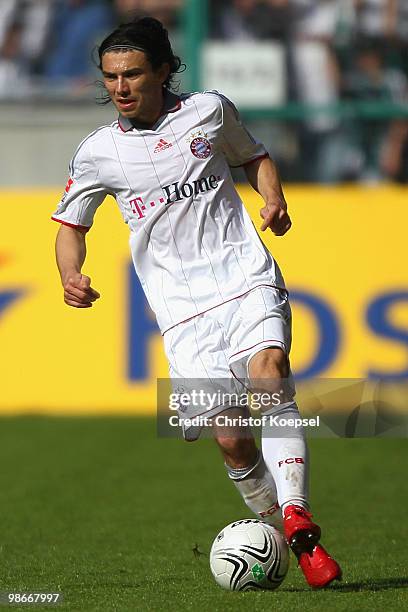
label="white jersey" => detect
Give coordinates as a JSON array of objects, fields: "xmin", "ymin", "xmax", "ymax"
[{"xmin": 52, "ymin": 91, "xmax": 285, "ymax": 333}]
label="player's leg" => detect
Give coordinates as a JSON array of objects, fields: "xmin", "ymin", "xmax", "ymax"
[
  {"xmin": 227, "ymin": 288, "xmax": 306, "ymax": 520},
  {"xmin": 163, "ymin": 311, "xmax": 281, "ymax": 528},
  {"xmin": 248, "ymin": 347, "xmax": 310, "ymax": 513},
  {"xmin": 228, "ymin": 287, "xmax": 341, "ymax": 587},
  {"xmin": 211, "ymin": 409, "xmax": 282, "ymax": 530},
  {"xmin": 248, "ymin": 346, "xmax": 342, "ymax": 588}
]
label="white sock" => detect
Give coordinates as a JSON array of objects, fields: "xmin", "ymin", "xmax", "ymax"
[
  {"xmin": 261, "ymin": 402, "xmax": 310, "ymax": 513},
  {"xmin": 225, "ymin": 451, "xmax": 283, "ymax": 531}
]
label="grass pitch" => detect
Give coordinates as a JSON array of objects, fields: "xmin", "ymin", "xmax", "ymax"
[{"xmin": 0, "ymin": 417, "xmax": 406, "ymax": 611}]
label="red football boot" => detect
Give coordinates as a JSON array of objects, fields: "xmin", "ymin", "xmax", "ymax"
[
  {"xmin": 283, "ymin": 504, "xmax": 321, "ymax": 554},
  {"xmin": 283, "ymin": 504, "xmax": 342, "ymax": 588},
  {"xmin": 297, "ymin": 544, "xmax": 342, "ymax": 589}
]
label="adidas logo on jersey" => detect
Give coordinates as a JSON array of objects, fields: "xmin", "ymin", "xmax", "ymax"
[{"xmin": 154, "ymin": 139, "xmax": 173, "ymax": 153}]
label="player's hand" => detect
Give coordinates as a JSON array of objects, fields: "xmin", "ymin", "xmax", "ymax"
[
  {"xmin": 62, "ymin": 273, "xmax": 100, "ymax": 308},
  {"xmin": 260, "ymin": 200, "xmax": 292, "ymax": 236}
]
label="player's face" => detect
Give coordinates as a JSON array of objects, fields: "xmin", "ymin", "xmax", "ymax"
[{"xmin": 102, "ymin": 50, "xmax": 170, "ymax": 123}]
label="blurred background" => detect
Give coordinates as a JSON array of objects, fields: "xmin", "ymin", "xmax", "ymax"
[
  {"xmin": 0, "ymin": 6, "xmax": 406, "ymax": 604},
  {"xmin": 0, "ymin": 0, "xmax": 407, "ymax": 185},
  {"xmin": 0, "ymin": 0, "xmax": 407, "ymax": 413}
]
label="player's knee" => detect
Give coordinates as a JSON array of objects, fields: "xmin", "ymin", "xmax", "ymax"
[
  {"xmin": 249, "ymin": 347, "xmax": 289, "ymax": 381},
  {"xmin": 216, "ymin": 435, "xmax": 258, "ymax": 469}
]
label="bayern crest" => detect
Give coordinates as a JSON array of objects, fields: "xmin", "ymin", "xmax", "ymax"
[{"xmin": 190, "ymin": 136, "xmax": 212, "ymax": 159}]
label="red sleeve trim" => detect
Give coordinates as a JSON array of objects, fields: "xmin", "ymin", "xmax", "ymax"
[
  {"xmin": 230, "ymin": 153, "xmax": 270, "ymax": 169},
  {"xmin": 51, "ymin": 217, "xmax": 90, "ymax": 232}
]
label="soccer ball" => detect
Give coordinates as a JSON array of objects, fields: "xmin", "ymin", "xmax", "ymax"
[{"xmin": 210, "ymin": 519, "xmax": 289, "ymax": 591}]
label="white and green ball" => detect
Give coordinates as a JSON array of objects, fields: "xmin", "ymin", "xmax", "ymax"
[{"xmin": 210, "ymin": 519, "xmax": 289, "ymax": 591}]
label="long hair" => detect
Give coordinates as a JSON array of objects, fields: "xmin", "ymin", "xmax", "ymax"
[{"xmin": 97, "ymin": 17, "xmax": 184, "ymax": 91}]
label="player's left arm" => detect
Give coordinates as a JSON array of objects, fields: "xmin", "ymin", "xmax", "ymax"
[{"xmin": 244, "ymin": 156, "xmax": 292, "ymax": 236}]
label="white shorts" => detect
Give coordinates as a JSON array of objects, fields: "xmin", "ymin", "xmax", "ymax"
[{"xmin": 163, "ymin": 285, "xmax": 293, "ymax": 439}]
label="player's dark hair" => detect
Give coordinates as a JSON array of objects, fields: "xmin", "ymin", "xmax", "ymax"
[{"xmin": 97, "ymin": 17, "xmax": 184, "ymax": 92}]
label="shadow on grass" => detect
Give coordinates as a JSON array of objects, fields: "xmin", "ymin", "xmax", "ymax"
[
  {"xmin": 330, "ymin": 577, "xmax": 408, "ymax": 593},
  {"xmin": 281, "ymin": 576, "xmax": 408, "ymax": 593}
]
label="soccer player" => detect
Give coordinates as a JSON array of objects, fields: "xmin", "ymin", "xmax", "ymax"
[{"xmin": 52, "ymin": 17, "xmax": 341, "ymax": 588}]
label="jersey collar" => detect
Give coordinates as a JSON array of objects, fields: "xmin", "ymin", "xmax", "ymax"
[{"xmin": 118, "ymin": 91, "xmax": 181, "ymax": 132}]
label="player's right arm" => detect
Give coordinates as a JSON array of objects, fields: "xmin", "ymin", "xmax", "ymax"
[
  {"xmin": 52, "ymin": 133, "xmax": 108, "ymax": 308},
  {"xmin": 55, "ymin": 224, "xmax": 100, "ymax": 308}
]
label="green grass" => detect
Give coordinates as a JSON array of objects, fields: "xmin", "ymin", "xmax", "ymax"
[{"xmin": 0, "ymin": 417, "xmax": 406, "ymax": 611}]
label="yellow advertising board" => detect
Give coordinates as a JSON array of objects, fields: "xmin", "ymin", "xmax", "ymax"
[{"xmin": 0, "ymin": 186, "xmax": 407, "ymax": 413}]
